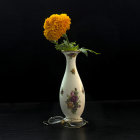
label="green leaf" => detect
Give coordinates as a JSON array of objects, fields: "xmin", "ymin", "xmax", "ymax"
[
  {"xmin": 79, "ymin": 48, "xmax": 88, "ymax": 56},
  {"xmin": 87, "ymin": 49, "xmax": 101, "ymax": 55},
  {"xmin": 49, "ymin": 33, "xmax": 101, "ymax": 54},
  {"xmin": 79, "ymin": 48, "xmax": 101, "ymax": 56}
]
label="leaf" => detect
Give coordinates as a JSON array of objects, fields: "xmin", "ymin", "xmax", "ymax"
[
  {"xmin": 79, "ymin": 48, "xmax": 101, "ymax": 56},
  {"xmin": 51, "ymin": 33, "xmax": 101, "ymax": 54},
  {"xmin": 63, "ymin": 40, "xmax": 69, "ymax": 46},
  {"xmin": 79, "ymin": 48, "xmax": 88, "ymax": 56},
  {"xmin": 87, "ymin": 49, "xmax": 101, "ymax": 55}
]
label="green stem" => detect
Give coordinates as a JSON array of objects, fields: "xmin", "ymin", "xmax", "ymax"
[{"xmin": 63, "ymin": 34, "xmax": 69, "ymax": 44}]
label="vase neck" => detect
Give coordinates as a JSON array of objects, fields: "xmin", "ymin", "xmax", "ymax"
[{"xmin": 62, "ymin": 51, "xmax": 79, "ymax": 70}]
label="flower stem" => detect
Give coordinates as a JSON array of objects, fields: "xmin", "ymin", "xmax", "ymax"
[{"xmin": 63, "ymin": 34, "xmax": 69, "ymax": 44}]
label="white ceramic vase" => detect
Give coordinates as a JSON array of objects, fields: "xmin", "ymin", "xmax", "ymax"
[{"xmin": 59, "ymin": 51, "xmax": 85, "ymax": 122}]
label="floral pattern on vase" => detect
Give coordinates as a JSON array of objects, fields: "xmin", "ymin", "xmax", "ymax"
[
  {"xmin": 70, "ymin": 68, "xmax": 75, "ymax": 74},
  {"xmin": 60, "ymin": 89, "xmax": 64, "ymax": 96},
  {"xmin": 67, "ymin": 53, "xmax": 77, "ymax": 59},
  {"xmin": 65, "ymin": 88, "xmax": 81, "ymax": 114},
  {"xmin": 82, "ymin": 87, "xmax": 85, "ymax": 94}
]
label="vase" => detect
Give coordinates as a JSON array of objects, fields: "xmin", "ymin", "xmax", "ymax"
[{"xmin": 59, "ymin": 51, "xmax": 85, "ymax": 123}]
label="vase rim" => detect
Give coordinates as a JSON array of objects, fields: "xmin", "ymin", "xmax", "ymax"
[{"xmin": 61, "ymin": 50, "xmax": 80, "ymax": 53}]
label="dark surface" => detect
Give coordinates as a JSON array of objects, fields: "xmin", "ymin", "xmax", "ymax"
[{"xmin": 0, "ymin": 100, "xmax": 140, "ymax": 140}]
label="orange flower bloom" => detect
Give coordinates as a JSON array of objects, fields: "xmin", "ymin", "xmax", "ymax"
[{"xmin": 43, "ymin": 14, "xmax": 71, "ymax": 41}]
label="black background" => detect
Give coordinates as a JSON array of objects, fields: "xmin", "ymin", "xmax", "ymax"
[{"xmin": 0, "ymin": 0, "xmax": 140, "ymax": 102}]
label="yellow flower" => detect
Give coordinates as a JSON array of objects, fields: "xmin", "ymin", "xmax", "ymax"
[{"xmin": 43, "ymin": 14, "xmax": 71, "ymax": 41}]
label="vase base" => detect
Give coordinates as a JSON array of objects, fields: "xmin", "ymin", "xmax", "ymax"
[
  {"xmin": 64, "ymin": 117, "xmax": 82, "ymax": 122},
  {"xmin": 62, "ymin": 117, "xmax": 88, "ymax": 128},
  {"xmin": 43, "ymin": 116, "xmax": 88, "ymax": 128}
]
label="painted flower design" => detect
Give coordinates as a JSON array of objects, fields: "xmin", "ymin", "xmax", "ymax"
[
  {"xmin": 60, "ymin": 89, "xmax": 64, "ymax": 95},
  {"xmin": 67, "ymin": 53, "xmax": 77, "ymax": 59},
  {"xmin": 66, "ymin": 88, "xmax": 81, "ymax": 114},
  {"xmin": 82, "ymin": 87, "xmax": 85, "ymax": 94},
  {"xmin": 70, "ymin": 68, "xmax": 75, "ymax": 74},
  {"xmin": 67, "ymin": 102, "xmax": 74, "ymax": 108}
]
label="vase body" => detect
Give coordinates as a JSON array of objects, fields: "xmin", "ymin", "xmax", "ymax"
[{"xmin": 59, "ymin": 51, "xmax": 85, "ymax": 122}]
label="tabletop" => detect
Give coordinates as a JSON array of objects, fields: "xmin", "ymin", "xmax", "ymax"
[{"xmin": 0, "ymin": 100, "xmax": 140, "ymax": 140}]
